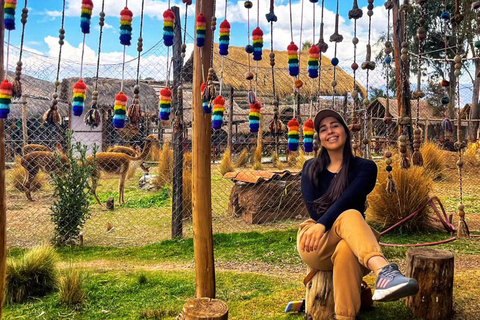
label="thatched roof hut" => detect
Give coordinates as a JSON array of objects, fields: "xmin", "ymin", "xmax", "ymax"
[
  {"xmin": 368, "ymin": 98, "xmax": 444, "ymax": 120},
  {"xmin": 183, "ymin": 44, "xmax": 366, "ymax": 98}
]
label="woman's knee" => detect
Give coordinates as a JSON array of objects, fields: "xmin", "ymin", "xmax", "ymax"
[{"xmin": 331, "ymin": 240, "xmax": 356, "ymax": 264}]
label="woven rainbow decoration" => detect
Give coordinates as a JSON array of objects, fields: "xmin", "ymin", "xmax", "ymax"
[
  {"xmin": 196, "ymin": 13, "xmax": 206, "ymax": 47},
  {"xmin": 212, "ymin": 95, "xmax": 225, "ymax": 129},
  {"xmin": 303, "ymin": 119, "xmax": 314, "ymax": 152},
  {"xmin": 113, "ymin": 91, "xmax": 128, "ymax": 128},
  {"xmin": 4, "ymin": 0, "xmax": 16, "ymax": 30},
  {"xmin": 72, "ymin": 79, "xmax": 87, "ymax": 116},
  {"xmin": 0, "ymin": 79, "xmax": 13, "ymax": 119},
  {"xmin": 159, "ymin": 87, "xmax": 173, "ymax": 121},
  {"xmin": 81, "ymin": 0, "xmax": 93, "ymax": 34},
  {"xmin": 252, "ymin": 27, "xmax": 263, "ymax": 61},
  {"xmin": 120, "ymin": 7, "xmax": 133, "ymax": 46},
  {"xmin": 288, "ymin": 118, "xmax": 300, "ymax": 151},
  {"xmin": 249, "ymin": 101, "xmax": 261, "ymax": 133},
  {"xmin": 287, "ymin": 42, "xmax": 299, "ymax": 77},
  {"xmin": 219, "ymin": 20, "xmax": 230, "ymax": 56},
  {"xmin": 201, "ymin": 82, "xmax": 211, "ymax": 113},
  {"xmin": 163, "ymin": 9, "xmax": 175, "ymax": 47},
  {"xmin": 308, "ymin": 45, "xmax": 320, "ymax": 79}
]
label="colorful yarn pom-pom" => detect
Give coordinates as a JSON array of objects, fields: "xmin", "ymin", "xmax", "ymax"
[
  {"xmin": 163, "ymin": 9, "xmax": 175, "ymax": 47},
  {"xmin": 249, "ymin": 101, "xmax": 262, "ymax": 133},
  {"xmin": 219, "ymin": 20, "xmax": 230, "ymax": 56},
  {"xmin": 0, "ymin": 79, "xmax": 13, "ymax": 119},
  {"xmin": 252, "ymin": 27, "xmax": 263, "ymax": 61},
  {"xmin": 81, "ymin": 0, "xmax": 93, "ymax": 34},
  {"xmin": 196, "ymin": 13, "xmax": 206, "ymax": 47},
  {"xmin": 287, "ymin": 42, "xmax": 299, "ymax": 77},
  {"xmin": 212, "ymin": 95, "xmax": 225, "ymax": 129},
  {"xmin": 159, "ymin": 87, "xmax": 173, "ymax": 121},
  {"xmin": 201, "ymin": 82, "xmax": 211, "ymax": 113},
  {"xmin": 308, "ymin": 45, "xmax": 320, "ymax": 79},
  {"xmin": 4, "ymin": 0, "xmax": 16, "ymax": 31},
  {"xmin": 113, "ymin": 91, "xmax": 128, "ymax": 128},
  {"xmin": 303, "ymin": 119, "xmax": 315, "ymax": 152},
  {"xmin": 288, "ymin": 118, "xmax": 300, "ymax": 151},
  {"xmin": 72, "ymin": 79, "xmax": 87, "ymax": 116},
  {"xmin": 119, "ymin": 7, "xmax": 133, "ymax": 46}
]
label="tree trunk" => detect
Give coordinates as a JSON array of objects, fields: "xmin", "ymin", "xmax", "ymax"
[
  {"xmin": 469, "ymin": 59, "xmax": 480, "ymax": 141},
  {"xmin": 305, "ymin": 266, "xmax": 335, "ymax": 320},
  {"xmin": 180, "ymin": 298, "xmax": 228, "ymax": 320},
  {"xmin": 448, "ymin": 61, "xmax": 457, "ymax": 121},
  {"xmin": 405, "ymin": 248, "xmax": 454, "ymax": 320}
]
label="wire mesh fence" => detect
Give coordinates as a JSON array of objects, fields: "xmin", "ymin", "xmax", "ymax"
[{"xmin": 3, "ymin": 25, "xmax": 480, "ymax": 249}]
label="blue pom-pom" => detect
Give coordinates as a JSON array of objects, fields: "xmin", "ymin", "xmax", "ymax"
[
  {"xmin": 245, "ymin": 44, "xmax": 254, "ymax": 54},
  {"xmin": 385, "ymin": 56, "xmax": 392, "ymax": 64},
  {"xmin": 163, "ymin": 36, "xmax": 174, "ymax": 47},
  {"xmin": 249, "ymin": 124, "xmax": 259, "ymax": 132},
  {"xmin": 289, "ymin": 66, "xmax": 299, "ymax": 77},
  {"xmin": 0, "ymin": 108, "xmax": 10, "ymax": 119},
  {"xmin": 308, "ymin": 69, "xmax": 318, "ymax": 78},
  {"xmin": 304, "ymin": 143, "xmax": 313, "ymax": 153},
  {"xmin": 160, "ymin": 112, "xmax": 171, "ymax": 121},
  {"xmin": 73, "ymin": 106, "xmax": 83, "ymax": 116},
  {"xmin": 219, "ymin": 44, "xmax": 229, "ymax": 55},
  {"xmin": 120, "ymin": 34, "xmax": 131, "ymax": 46},
  {"xmin": 441, "ymin": 96, "xmax": 450, "ymax": 105},
  {"xmin": 203, "ymin": 101, "xmax": 211, "ymax": 113},
  {"xmin": 197, "ymin": 37, "xmax": 205, "ymax": 47},
  {"xmin": 288, "ymin": 142, "xmax": 299, "ymax": 152},
  {"xmin": 331, "ymin": 57, "xmax": 339, "ymax": 66},
  {"xmin": 441, "ymin": 12, "xmax": 450, "ymax": 20},
  {"xmin": 4, "ymin": 20, "xmax": 15, "ymax": 31},
  {"xmin": 113, "ymin": 117, "xmax": 126, "ymax": 128},
  {"xmin": 309, "ymin": 0, "xmax": 319, "ymax": 3}
]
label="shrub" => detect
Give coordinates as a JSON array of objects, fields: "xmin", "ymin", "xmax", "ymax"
[
  {"xmin": 219, "ymin": 149, "xmax": 235, "ymax": 176},
  {"xmin": 235, "ymin": 148, "xmax": 249, "ymax": 167},
  {"xmin": 153, "ymin": 140, "xmax": 174, "ymax": 189},
  {"xmin": 367, "ymin": 164, "xmax": 433, "ymax": 232},
  {"xmin": 50, "ymin": 132, "xmax": 96, "ymax": 246},
  {"xmin": 5, "ymin": 246, "xmax": 58, "ymax": 304},
  {"xmin": 59, "ymin": 268, "xmax": 85, "ymax": 308},
  {"xmin": 420, "ymin": 141, "xmax": 446, "ymax": 180},
  {"xmin": 10, "ymin": 155, "xmax": 47, "ymax": 192}
]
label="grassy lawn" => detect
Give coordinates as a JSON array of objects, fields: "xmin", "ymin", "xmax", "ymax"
[{"xmin": 4, "ymin": 230, "xmax": 480, "ymax": 319}]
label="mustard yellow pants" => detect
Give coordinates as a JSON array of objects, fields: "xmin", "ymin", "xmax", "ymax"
[{"xmin": 297, "ymin": 209, "xmax": 383, "ymax": 320}]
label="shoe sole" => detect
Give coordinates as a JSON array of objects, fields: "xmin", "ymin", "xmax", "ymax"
[{"xmin": 372, "ymin": 279, "xmax": 419, "ymax": 302}]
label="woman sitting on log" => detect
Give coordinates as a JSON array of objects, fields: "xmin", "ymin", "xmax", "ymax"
[{"xmin": 299, "ymin": 109, "xmax": 419, "ymax": 320}]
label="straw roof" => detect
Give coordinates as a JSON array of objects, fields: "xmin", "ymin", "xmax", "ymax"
[
  {"xmin": 59, "ymin": 78, "xmax": 159, "ymax": 116},
  {"xmin": 369, "ymin": 98, "xmax": 443, "ymax": 120}
]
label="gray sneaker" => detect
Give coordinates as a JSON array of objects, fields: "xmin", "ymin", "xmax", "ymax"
[{"xmin": 372, "ymin": 263, "xmax": 419, "ymax": 302}]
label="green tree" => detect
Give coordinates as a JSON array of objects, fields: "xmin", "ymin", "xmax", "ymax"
[{"xmin": 302, "ymin": 41, "xmax": 312, "ymax": 51}]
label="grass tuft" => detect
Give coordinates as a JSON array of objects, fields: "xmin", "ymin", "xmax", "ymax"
[
  {"xmin": 219, "ymin": 149, "xmax": 235, "ymax": 176},
  {"xmin": 59, "ymin": 268, "xmax": 85, "ymax": 308},
  {"xmin": 235, "ymin": 148, "xmax": 249, "ymax": 167},
  {"xmin": 137, "ymin": 273, "xmax": 148, "ymax": 285},
  {"xmin": 420, "ymin": 141, "xmax": 446, "ymax": 180},
  {"xmin": 287, "ymin": 151, "xmax": 298, "ymax": 167},
  {"xmin": 5, "ymin": 246, "xmax": 58, "ymax": 304},
  {"xmin": 153, "ymin": 140, "xmax": 174, "ymax": 189},
  {"xmin": 271, "ymin": 151, "xmax": 283, "ymax": 170}
]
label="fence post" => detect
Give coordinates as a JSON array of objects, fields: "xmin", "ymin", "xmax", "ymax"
[
  {"xmin": 227, "ymin": 87, "xmax": 234, "ymax": 154},
  {"xmin": 192, "ymin": 0, "xmax": 216, "ymax": 298},
  {"xmin": 0, "ymin": 1, "xmax": 8, "ymax": 315},
  {"xmin": 171, "ymin": 6, "xmax": 184, "ymax": 239}
]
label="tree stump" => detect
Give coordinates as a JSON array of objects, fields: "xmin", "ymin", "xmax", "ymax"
[
  {"xmin": 180, "ymin": 298, "xmax": 228, "ymax": 320},
  {"xmin": 405, "ymin": 248, "xmax": 454, "ymax": 320},
  {"xmin": 305, "ymin": 266, "xmax": 335, "ymax": 320}
]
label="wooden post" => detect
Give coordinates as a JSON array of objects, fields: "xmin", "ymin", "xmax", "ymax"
[
  {"xmin": 405, "ymin": 249, "xmax": 454, "ymax": 320},
  {"xmin": 0, "ymin": 2, "xmax": 7, "ymax": 315},
  {"xmin": 227, "ymin": 87, "xmax": 233, "ymax": 155},
  {"xmin": 305, "ymin": 266, "xmax": 335, "ymax": 320},
  {"xmin": 425, "ymin": 119, "xmax": 429, "ymax": 142},
  {"xmin": 21, "ymin": 96, "xmax": 27, "ymax": 145},
  {"xmin": 171, "ymin": 6, "xmax": 184, "ymax": 239},
  {"xmin": 192, "ymin": 0, "xmax": 215, "ymax": 299}
]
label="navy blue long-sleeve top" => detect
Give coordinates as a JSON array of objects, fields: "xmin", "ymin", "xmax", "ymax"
[{"xmin": 301, "ymin": 157, "xmax": 378, "ymax": 231}]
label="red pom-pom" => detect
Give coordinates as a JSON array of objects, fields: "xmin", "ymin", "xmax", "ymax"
[
  {"xmin": 304, "ymin": 118, "xmax": 314, "ymax": 130},
  {"xmin": 82, "ymin": 0, "xmax": 93, "ymax": 6},
  {"xmin": 287, "ymin": 41, "xmax": 298, "ymax": 52},
  {"xmin": 220, "ymin": 20, "xmax": 231, "ymax": 29},
  {"xmin": 214, "ymin": 95, "xmax": 225, "ymax": 104},
  {"xmin": 160, "ymin": 87, "xmax": 173, "ymax": 97},
  {"xmin": 309, "ymin": 45, "xmax": 320, "ymax": 54},
  {"xmin": 182, "ymin": 0, "xmax": 192, "ymax": 4},
  {"xmin": 74, "ymin": 79, "xmax": 87, "ymax": 90},
  {"xmin": 288, "ymin": 118, "xmax": 299, "ymax": 128},
  {"xmin": 1, "ymin": 79, "xmax": 13, "ymax": 91},
  {"xmin": 115, "ymin": 92, "xmax": 128, "ymax": 101},
  {"xmin": 201, "ymin": 82, "xmax": 207, "ymax": 92},
  {"xmin": 163, "ymin": 9, "xmax": 175, "ymax": 20},
  {"xmin": 252, "ymin": 27, "xmax": 263, "ymax": 37},
  {"xmin": 121, "ymin": 7, "xmax": 133, "ymax": 17},
  {"xmin": 196, "ymin": 13, "xmax": 206, "ymax": 23}
]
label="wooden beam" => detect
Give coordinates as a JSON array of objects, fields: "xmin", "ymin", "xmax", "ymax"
[{"xmin": 192, "ymin": 0, "xmax": 216, "ymax": 298}]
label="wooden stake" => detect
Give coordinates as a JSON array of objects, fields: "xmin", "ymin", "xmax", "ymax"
[
  {"xmin": 0, "ymin": 1, "xmax": 7, "ymax": 314},
  {"xmin": 192, "ymin": 0, "xmax": 216, "ymax": 298},
  {"xmin": 227, "ymin": 87, "xmax": 233, "ymax": 155}
]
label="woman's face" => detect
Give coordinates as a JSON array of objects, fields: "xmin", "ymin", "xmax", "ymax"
[{"xmin": 318, "ymin": 116, "xmax": 347, "ymax": 152}]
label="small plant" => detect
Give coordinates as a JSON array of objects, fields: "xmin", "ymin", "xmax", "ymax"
[
  {"xmin": 137, "ymin": 273, "xmax": 148, "ymax": 285},
  {"xmin": 235, "ymin": 148, "xmax": 249, "ymax": 167},
  {"xmin": 219, "ymin": 149, "xmax": 235, "ymax": 176},
  {"xmin": 59, "ymin": 268, "xmax": 85, "ymax": 308},
  {"xmin": 5, "ymin": 246, "xmax": 59, "ymax": 304},
  {"xmin": 50, "ymin": 131, "xmax": 96, "ymax": 246}
]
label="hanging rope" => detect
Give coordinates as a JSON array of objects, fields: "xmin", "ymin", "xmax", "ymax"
[
  {"xmin": 43, "ymin": 0, "xmax": 66, "ymax": 124},
  {"xmin": 316, "ymin": 0, "xmax": 327, "ymax": 111},
  {"xmin": 287, "ymin": 0, "xmax": 300, "ymax": 152},
  {"xmin": 84, "ymin": 0, "xmax": 105, "ymax": 129},
  {"xmin": 266, "ymin": 0, "xmax": 279, "ymax": 140},
  {"xmin": 12, "ymin": 0, "xmax": 27, "ymax": 99},
  {"xmin": 329, "ymin": 0, "xmax": 343, "ymax": 110},
  {"xmin": 1, "ymin": 0, "xmax": 17, "ymax": 119},
  {"xmin": 440, "ymin": 0, "xmax": 453, "ymax": 135}
]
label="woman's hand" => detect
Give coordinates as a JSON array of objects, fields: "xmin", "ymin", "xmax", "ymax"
[{"xmin": 300, "ymin": 223, "xmax": 326, "ymax": 253}]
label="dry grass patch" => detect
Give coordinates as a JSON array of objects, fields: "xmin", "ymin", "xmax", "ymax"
[
  {"xmin": 235, "ymin": 148, "xmax": 249, "ymax": 167},
  {"xmin": 220, "ymin": 149, "xmax": 235, "ymax": 176},
  {"xmin": 59, "ymin": 268, "xmax": 85, "ymax": 308},
  {"xmin": 420, "ymin": 141, "xmax": 446, "ymax": 180},
  {"xmin": 153, "ymin": 141, "xmax": 174, "ymax": 189}
]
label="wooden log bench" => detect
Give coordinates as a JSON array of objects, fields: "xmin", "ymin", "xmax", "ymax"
[{"xmin": 405, "ymin": 248, "xmax": 454, "ymax": 320}]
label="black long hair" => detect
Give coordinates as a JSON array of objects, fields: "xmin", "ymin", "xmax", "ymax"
[{"xmin": 308, "ymin": 121, "xmax": 354, "ymax": 214}]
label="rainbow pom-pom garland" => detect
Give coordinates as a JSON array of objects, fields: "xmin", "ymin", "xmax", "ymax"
[
  {"xmin": 288, "ymin": 118, "xmax": 300, "ymax": 151},
  {"xmin": 119, "ymin": 7, "xmax": 133, "ymax": 46},
  {"xmin": 4, "ymin": 0, "xmax": 16, "ymax": 31},
  {"xmin": 252, "ymin": 27, "xmax": 263, "ymax": 61},
  {"xmin": 249, "ymin": 101, "xmax": 261, "ymax": 133},
  {"xmin": 72, "ymin": 79, "xmax": 87, "ymax": 116},
  {"xmin": 0, "ymin": 79, "xmax": 13, "ymax": 119},
  {"xmin": 196, "ymin": 13, "xmax": 206, "ymax": 47},
  {"xmin": 212, "ymin": 95, "xmax": 225, "ymax": 129},
  {"xmin": 159, "ymin": 87, "xmax": 173, "ymax": 121},
  {"xmin": 113, "ymin": 91, "xmax": 128, "ymax": 128},
  {"xmin": 163, "ymin": 9, "xmax": 175, "ymax": 47},
  {"xmin": 303, "ymin": 119, "xmax": 315, "ymax": 152},
  {"xmin": 80, "ymin": 0, "xmax": 93, "ymax": 34},
  {"xmin": 308, "ymin": 45, "xmax": 320, "ymax": 79},
  {"xmin": 287, "ymin": 42, "xmax": 299, "ymax": 77},
  {"xmin": 219, "ymin": 20, "xmax": 230, "ymax": 56}
]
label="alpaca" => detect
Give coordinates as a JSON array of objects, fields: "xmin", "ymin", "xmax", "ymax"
[
  {"xmin": 22, "ymin": 144, "xmax": 50, "ymax": 155},
  {"xmin": 89, "ymin": 134, "xmax": 158, "ymax": 205},
  {"xmin": 106, "ymin": 145, "xmax": 149, "ymax": 173}
]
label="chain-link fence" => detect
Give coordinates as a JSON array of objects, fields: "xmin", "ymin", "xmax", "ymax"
[{"xmin": 4, "ymin": 20, "xmax": 480, "ymax": 249}]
